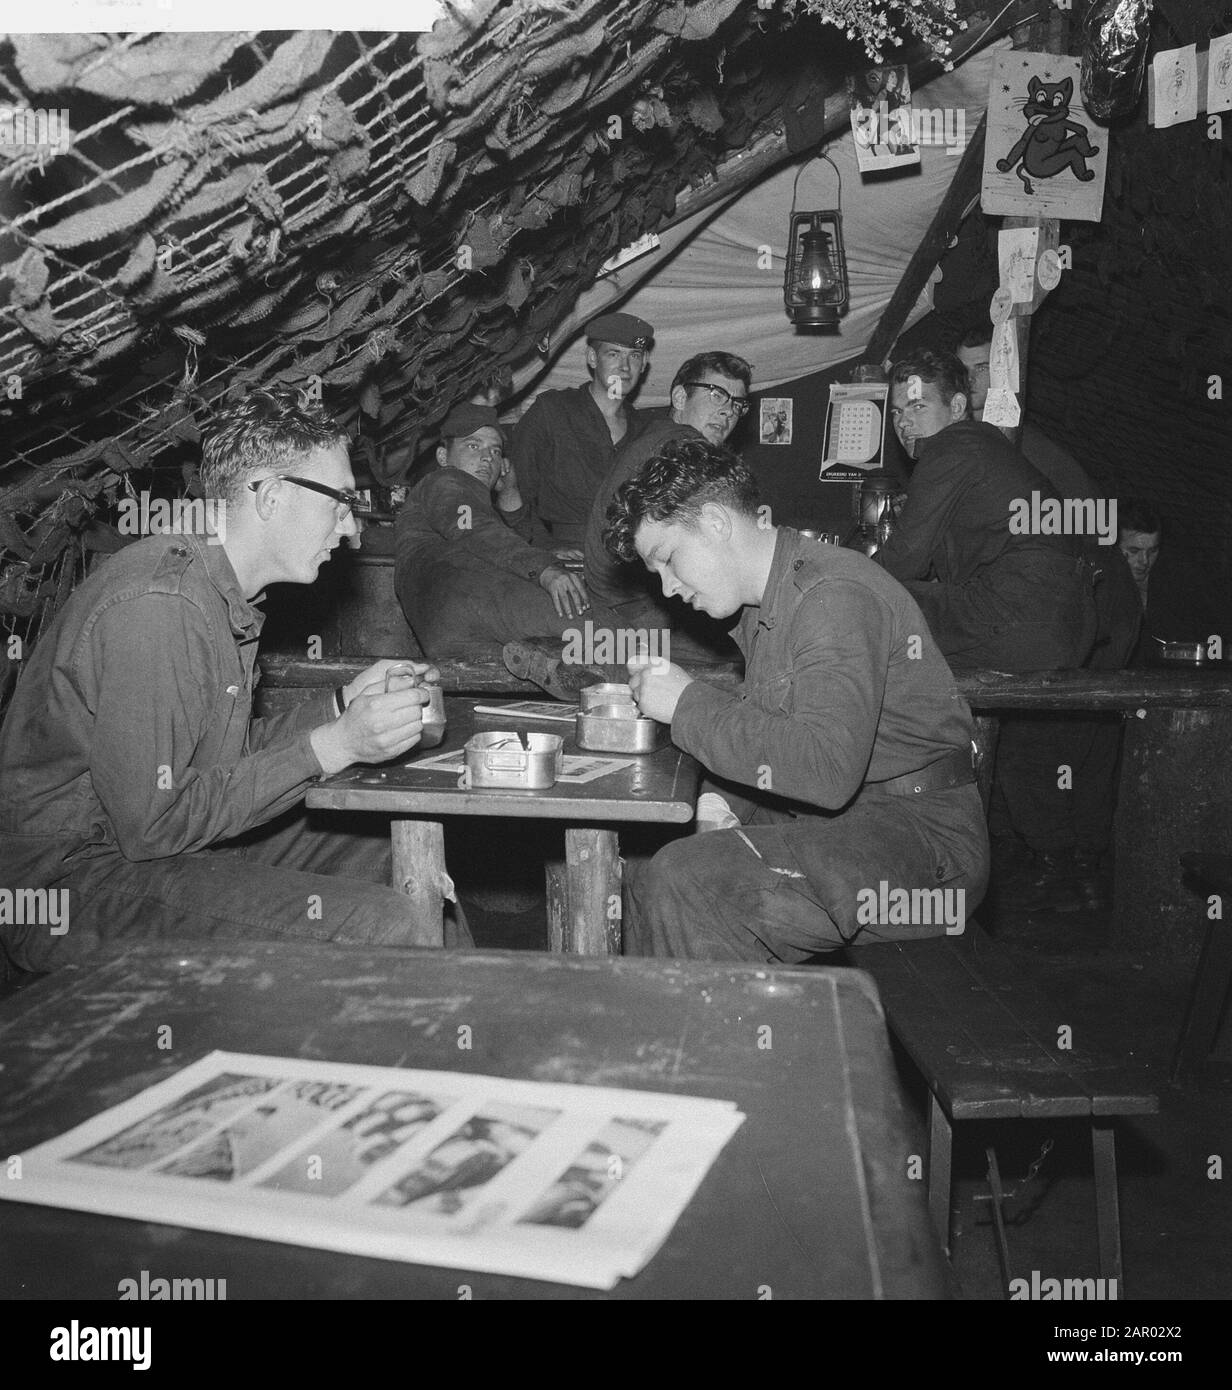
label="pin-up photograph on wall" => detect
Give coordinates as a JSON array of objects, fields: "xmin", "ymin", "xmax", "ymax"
[
  {"xmin": 759, "ymin": 398, "xmax": 793, "ymax": 445},
  {"xmin": 848, "ymin": 64, "xmax": 921, "ymax": 175}
]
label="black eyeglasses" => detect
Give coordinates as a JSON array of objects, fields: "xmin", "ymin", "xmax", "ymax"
[
  {"xmin": 681, "ymin": 382, "xmax": 751, "ymax": 416},
  {"xmin": 248, "ymin": 475, "xmax": 367, "ymax": 515}
]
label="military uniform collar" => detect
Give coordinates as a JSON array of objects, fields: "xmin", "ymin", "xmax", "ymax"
[
  {"xmin": 184, "ymin": 533, "xmax": 265, "ymax": 638},
  {"xmin": 748, "ymin": 528, "xmax": 799, "ymax": 634},
  {"xmin": 436, "ymin": 467, "xmax": 492, "ymax": 499},
  {"xmin": 750, "ymin": 528, "xmax": 838, "ymax": 634},
  {"xmin": 917, "ymin": 418, "xmax": 994, "ymax": 457},
  {"xmin": 580, "ymin": 381, "xmax": 631, "ymax": 422}
]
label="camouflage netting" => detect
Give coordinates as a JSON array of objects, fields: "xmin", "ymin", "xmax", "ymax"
[{"xmin": 0, "ymin": 0, "xmax": 966, "ymax": 661}]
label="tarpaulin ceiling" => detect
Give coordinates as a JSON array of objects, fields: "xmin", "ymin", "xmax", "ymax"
[{"xmin": 516, "ymin": 41, "xmax": 1001, "ymax": 405}]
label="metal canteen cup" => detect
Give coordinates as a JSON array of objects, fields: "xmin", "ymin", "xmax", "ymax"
[{"xmin": 384, "ymin": 665, "xmax": 447, "ymax": 748}]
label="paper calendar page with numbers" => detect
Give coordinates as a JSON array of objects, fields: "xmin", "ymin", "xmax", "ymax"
[{"xmin": 820, "ymin": 383, "xmax": 889, "ymax": 479}]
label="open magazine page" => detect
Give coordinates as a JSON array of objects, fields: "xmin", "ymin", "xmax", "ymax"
[{"xmin": 2, "ymin": 1051, "xmax": 744, "ymax": 1290}]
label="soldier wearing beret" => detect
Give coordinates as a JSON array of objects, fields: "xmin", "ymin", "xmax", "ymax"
[
  {"xmin": 510, "ymin": 312, "xmax": 654, "ymax": 549},
  {"xmin": 395, "ymin": 403, "xmax": 622, "ymax": 656}
]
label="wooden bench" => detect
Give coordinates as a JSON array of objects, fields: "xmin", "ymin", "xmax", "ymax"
[
  {"xmin": 845, "ymin": 927, "xmax": 1158, "ymax": 1289},
  {"xmin": 256, "ymin": 649, "xmax": 744, "ymax": 702},
  {"xmin": 958, "ymin": 668, "xmax": 1232, "ymax": 962}
]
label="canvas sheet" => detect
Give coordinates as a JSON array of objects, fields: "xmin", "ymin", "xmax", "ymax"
[{"xmin": 512, "ymin": 41, "xmax": 1003, "ymax": 402}]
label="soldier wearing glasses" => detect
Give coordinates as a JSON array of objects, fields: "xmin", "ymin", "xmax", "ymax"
[
  {"xmin": 510, "ymin": 312, "xmax": 654, "ymax": 548},
  {"xmin": 395, "ymin": 403, "xmax": 618, "ymax": 655},
  {"xmin": 582, "ymin": 351, "xmax": 752, "ymax": 657},
  {"xmin": 0, "ymin": 387, "xmax": 470, "ymax": 976}
]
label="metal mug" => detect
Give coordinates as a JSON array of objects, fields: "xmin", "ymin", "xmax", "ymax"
[{"xmin": 384, "ymin": 665, "xmax": 447, "ymax": 748}]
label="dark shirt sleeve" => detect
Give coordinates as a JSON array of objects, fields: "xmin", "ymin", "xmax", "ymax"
[
  {"xmin": 670, "ymin": 579, "xmax": 891, "ymax": 810},
  {"xmin": 495, "ymin": 498, "xmax": 535, "ymax": 546},
  {"xmin": 876, "ymin": 452, "xmax": 964, "ymax": 583},
  {"xmin": 417, "ymin": 472, "xmax": 557, "ymax": 581},
  {"xmin": 510, "ymin": 399, "xmax": 551, "ymax": 535},
  {"xmin": 83, "ymin": 595, "xmax": 323, "ymax": 860}
]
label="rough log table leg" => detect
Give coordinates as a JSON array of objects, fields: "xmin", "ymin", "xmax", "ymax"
[
  {"xmin": 1091, "ymin": 1120, "xmax": 1123, "ymax": 1287},
  {"xmin": 390, "ymin": 817, "xmax": 447, "ymax": 948},
  {"xmin": 1114, "ymin": 708, "xmax": 1232, "ymax": 962},
  {"xmin": 545, "ymin": 829, "xmax": 622, "ymax": 955},
  {"xmin": 971, "ymin": 714, "xmax": 1000, "ymax": 818},
  {"xmin": 545, "ymin": 860, "xmax": 567, "ymax": 953}
]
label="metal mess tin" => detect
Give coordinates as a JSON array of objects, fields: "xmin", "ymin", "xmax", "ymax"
[
  {"xmin": 576, "ymin": 683, "xmax": 666, "ymax": 754},
  {"xmin": 385, "ymin": 667, "xmax": 447, "ymax": 748},
  {"xmin": 416, "ymin": 685, "xmax": 448, "ymax": 747},
  {"xmin": 1156, "ymin": 640, "xmax": 1205, "ymax": 664},
  {"xmin": 579, "ymin": 682, "xmax": 638, "ymax": 711},
  {"xmin": 464, "ymin": 731, "xmax": 562, "ymax": 788}
]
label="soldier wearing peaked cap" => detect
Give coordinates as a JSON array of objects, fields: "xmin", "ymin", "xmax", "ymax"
[
  {"xmin": 437, "ymin": 401, "xmax": 507, "ymax": 442},
  {"xmin": 510, "ymin": 311, "xmax": 655, "ymax": 549}
]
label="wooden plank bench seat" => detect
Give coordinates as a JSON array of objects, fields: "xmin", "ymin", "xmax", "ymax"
[
  {"xmin": 256, "ymin": 649, "xmax": 745, "ymax": 704},
  {"xmin": 844, "ymin": 927, "xmax": 1158, "ymax": 1288},
  {"xmin": 259, "ymin": 654, "xmax": 1232, "ymax": 707}
]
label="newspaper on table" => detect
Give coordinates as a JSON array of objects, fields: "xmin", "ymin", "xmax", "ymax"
[
  {"xmin": 1, "ymin": 1051, "xmax": 744, "ymax": 1290},
  {"xmin": 472, "ymin": 700, "xmax": 577, "ymax": 724},
  {"xmin": 407, "ymin": 747, "xmax": 635, "ymax": 784}
]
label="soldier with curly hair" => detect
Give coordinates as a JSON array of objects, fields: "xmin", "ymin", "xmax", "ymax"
[{"xmin": 602, "ymin": 436, "xmax": 988, "ymax": 961}]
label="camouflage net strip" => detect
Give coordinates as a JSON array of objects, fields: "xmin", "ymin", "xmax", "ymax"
[{"xmin": 0, "ymin": 0, "xmax": 963, "ymax": 677}]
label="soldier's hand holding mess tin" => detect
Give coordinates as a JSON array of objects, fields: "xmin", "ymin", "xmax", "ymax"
[{"xmin": 627, "ymin": 650, "xmax": 693, "ymax": 724}]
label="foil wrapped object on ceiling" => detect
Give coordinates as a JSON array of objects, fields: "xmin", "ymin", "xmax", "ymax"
[{"xmin": 1081, "ymin": 0, "xmax": 1154, "ymax": 123}]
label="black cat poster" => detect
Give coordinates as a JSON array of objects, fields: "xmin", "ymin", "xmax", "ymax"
[{"xmin": 981, "ymin": 51, "xmax": 1107, "ymax": 222}]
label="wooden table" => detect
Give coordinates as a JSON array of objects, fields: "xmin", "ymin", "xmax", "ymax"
[
  {"xmin": 278, "ymin": 660, "xmax": 1232, "ymax": 959},
  {"xmin": 958, "ymin": 665, "xmax": 1232, "ymax": 961},
  {"xmin": 0, "ymin": 941, "xmax": 947, "ymax": 1300},
  {"xmin": 307, "ymin": 699, "xmax": 702, "ymax": 955}
]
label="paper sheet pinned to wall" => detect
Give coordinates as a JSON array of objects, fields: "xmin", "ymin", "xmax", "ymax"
[
  {"xmin": 989, "ymin": 322, "xmax": 1020, "ymax": 394},
  {"xmin": 1152, "ymin": 45, "xmax": 1199, "ymax": 127},
  {"xmin": 982, "ymin": 388, "xmax": 1021, "ymax": 428},
  {"xmin": 998, "ymin": 227, "xmax": 1038, "ymax": 304},
  {"xmin": 1207, "ymin": 35, "xmax": 1232, "ymax": 115}
]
